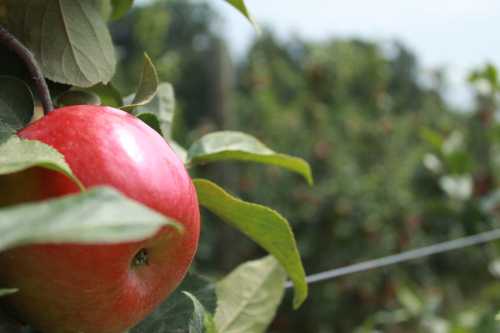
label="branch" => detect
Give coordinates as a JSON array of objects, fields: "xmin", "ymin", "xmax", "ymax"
[{"xmin": 0, "ymin": 25, "xmax": 54, "ymax": 115}]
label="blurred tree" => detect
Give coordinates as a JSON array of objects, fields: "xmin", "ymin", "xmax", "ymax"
[
  {"xmin": 234, "ymin": 33, "xmax": 455, "ymax": 331},
  {"xmin": 111, "ymin": 2, "xmax": 500, "ymax": 331}
]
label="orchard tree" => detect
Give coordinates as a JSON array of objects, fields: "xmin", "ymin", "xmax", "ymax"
[{"xmin": 0, "ymin": 1, "xmax": 311, "ymax": 332}]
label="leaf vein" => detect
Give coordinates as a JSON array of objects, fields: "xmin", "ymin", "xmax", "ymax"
[{"xmin": 55, "ymin": 0, "xmax": 92, "ymax": 84}]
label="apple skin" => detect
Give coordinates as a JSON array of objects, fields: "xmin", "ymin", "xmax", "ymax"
[{"xmin": 0, "ymin": 106, "xmax": 200, "ymax": 333}]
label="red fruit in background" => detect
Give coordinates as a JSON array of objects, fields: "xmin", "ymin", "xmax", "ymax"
[{"xmin": 0, "ymin": 106, "xmax": 200, "ymax": 333}]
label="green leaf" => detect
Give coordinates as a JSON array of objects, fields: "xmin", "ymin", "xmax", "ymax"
[
  {"xmin": 214, "ymin": 256, "xmax": 286, "ymax": 333},
  {"xmin": 469, "ymin": 63, "xmax": 499, "ymax": 89},
  {"xmin": 0, "ymin": 186, "xmax": 180, "ymax": 251},
  {"xmin": 0, "ymin": 289, "xmax": 17, "ymax": 297},
  {"xmin": 6, "ymin": 0, "xmax": 116, "ymax": 87},
  {"xmin": 204, "ymin": 313, "xmax": 217, "ymax": 333},
  {"xmin": 223, "ymin": 0, "xmax": 256, "ymax": 27},
  {"xmin": 194, "ymin": 179, "xmax": 307, "ymax": 308},
  {"xmin": 0, "ymin": 124, "xmax": 14, "ymax": 144},
  {"xmin": 420, "ymin": 127, "xmax": 444, "ymax": 151},
  {"xmin": 134, "ymin": 82, "xmax": 176, "ymax": 139},
  {"xmin": 111, "ymin": 0, "xmax": 134, "ymax": 20},
  {"xmin": 130, "ymin": 81, "xmax": 186, "ymax": 163},
  {"xmin": 83, "ymin": 83, "xmax": 123, "ymax": 108},
  {"xmin": 56, "ymin": 90, "xmax": 101, "ymax": 107},
  {"xmin": 396, "ymin": 286, "xmax": 423, "ymax": 316},
  {"xmin": 0, "ymin": 136, "xmax": 83, "ymax": 190},
  {"xmin": 131, "ymin": 272, "xmax": 216, "ymax": 333},
  {"xmin": 137, "ymin": 113, "xmax": 161, "ymax": 134},
  {"xmin": 93, "ymin": 0, "xmax": 112, "ymax": 20},
  {"xmin": 0, "ymin": 76, "xmax": 34, "ymax": 131},
  {"xmin": 183, "ymin": 292, "xmax": 209, "ymax": 333},
  {"xmin": 188, "ymin": 131, "xmax": 313, "ymax": 185},
  {"xmin": 122, "ymin": 54, "xmax": 159, "ymax": 112}
]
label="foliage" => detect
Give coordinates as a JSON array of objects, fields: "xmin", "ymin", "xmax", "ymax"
[
  {"xmin": 2, "ymin": 0, "xmax": 500, "ymax": 332},
  {"xmin": 214, "ymin": 256, "xmax": 286, "ymax": 333},
  {"xmin": 0, "ymin": 0, "xmax": 307, "ymax": 332},
  {"xmin": 130, "ymin": 272, "xmax": 217, "ymax": 333},
  {"xmin": 0, "ymin": 76, "xmax": 33, "ymax": 134},
  {"xmin": 0, "ymin": 186, "xmax": 178, "ymax": 250},
  {"xmin": 0, "ymin": 136, "xmax": 82, "ymax": 188},
  {"xmin": 110, "ymin": 1, "xmax": 500, "ymax": 332},
  {"xmin": 234, "ymin": 32, "xmax": 500, "ymax": 333},
  {"xmin": 194, "ymin": 179, "xmax": 307, "ymax": 308},
  {"xmin": 187, "ymin": 131, "xmax": 312, "ymax": 184},
  {"xmin": 5, "ymin": 0, "xmax": 116, "ymax": 87}
]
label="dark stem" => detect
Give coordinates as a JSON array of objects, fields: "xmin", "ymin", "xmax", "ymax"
[{"xmin": 0, "ymin": 25, "xmax": 54, "ymax": 115}]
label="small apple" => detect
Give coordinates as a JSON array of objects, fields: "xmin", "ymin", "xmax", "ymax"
[{"xmin": 0, "ymin": 106, "xmax": 200, "ymax": 333}]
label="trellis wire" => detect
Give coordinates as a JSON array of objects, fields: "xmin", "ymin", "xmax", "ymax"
[{"xmin": 285, "ymin": 228, "xmax": 500, "ymax": 288}]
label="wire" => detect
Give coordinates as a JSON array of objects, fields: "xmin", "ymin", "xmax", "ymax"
[{"xmin": 285, "ymin": 228, "xmax": 500, "ymax": 288}]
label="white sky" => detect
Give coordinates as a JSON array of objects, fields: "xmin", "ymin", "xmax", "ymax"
[
  {"xmin": 134, "ymin": 0, "xmax": 500, "ymax": 106},
  {"xmin": 210, "ymin": 0, "xmax": 500, "ymax": 107}
]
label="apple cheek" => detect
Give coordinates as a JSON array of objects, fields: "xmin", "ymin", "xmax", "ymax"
[{"xmin": 0, "ymin": 242, "xmax": 137, "ymax": 333}]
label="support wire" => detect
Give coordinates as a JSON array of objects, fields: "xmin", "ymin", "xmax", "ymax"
[{"xmin": 286, "ymin": 228, "xmax": 500, "ymax": 288}]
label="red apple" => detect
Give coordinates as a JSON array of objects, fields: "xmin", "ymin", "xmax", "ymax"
[{"xmin": 0, "ymin": 105, "xmax": 200, "ymax": 333}]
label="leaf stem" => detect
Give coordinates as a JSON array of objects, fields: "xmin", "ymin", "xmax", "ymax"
[{"xmin": 0, "ymin": 25, "xmax": 54, "ymax": 115}]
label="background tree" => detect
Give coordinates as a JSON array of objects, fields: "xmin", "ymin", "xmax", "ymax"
[{"xmin": 111, "ymin": 1, "xmax": 500, "ymax": 332}]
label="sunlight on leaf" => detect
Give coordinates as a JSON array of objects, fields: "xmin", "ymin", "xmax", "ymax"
[{"xmin": 188, "ymin": 131, "xmax": 313, "ymax": 185}]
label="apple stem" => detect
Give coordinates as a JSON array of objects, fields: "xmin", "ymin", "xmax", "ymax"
[{"xmin": 0, "ymin": 25, "xmax": 54, "ymax": 115}]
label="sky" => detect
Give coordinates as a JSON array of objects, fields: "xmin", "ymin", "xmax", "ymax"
[
  {"xmin": 210, "ymin": 0, "xmax": 500, "ymax": 107},
  {"xmin": 135, "ymin": 0, "xmax": 500, "ymax": 107}
]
